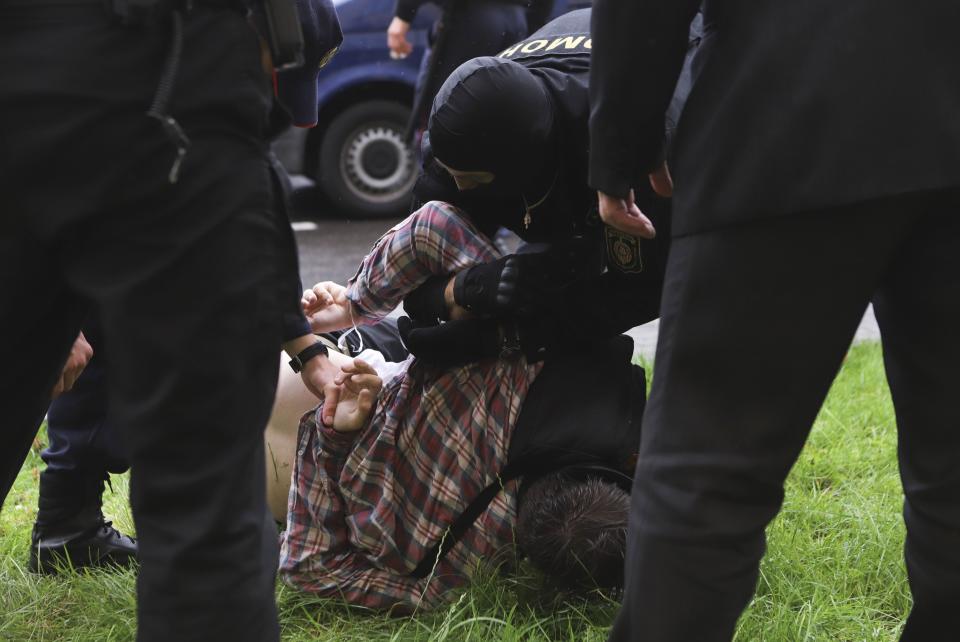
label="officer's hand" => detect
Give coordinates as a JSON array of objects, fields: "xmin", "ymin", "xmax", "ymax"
[
  {"xmin": 649, "ymin": 161, "xmax": 674, "ymax": 197},
  {"xmin": 598, "ymin": 189, "xmax": 656, "ymax": 238},
  {"xmin": 398, "ymin": 316, "xmax": 501, "ymax": 368},
  {"xmin": 51, "ymin": 332, "xmax": 93, "ymax": 399},
  {"xmin": 284, "ymin": 334, "xmax": 342, "ymax": 426},
  {"xmin": 403, "ymin": 274, "xmax": 472, "ymax": 323},
  {"xmin": 331, "ymin": 359, "xmax": 382, "ymax": 433},
  {"xmin": 453, "ymin": 250, "xmax": 579, "ymax": 317},
  {"xmin": 302, "ymin": 281, "xmax": 356, "ymax": 333},
  {"xmin": 387, "ymin": 17, "xmax": 413, "ymax": 59}
]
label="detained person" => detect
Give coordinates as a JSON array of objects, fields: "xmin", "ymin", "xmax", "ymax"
[{"xmin": 269, "ymin": 200, "xmax": 646, "ymax": 612}]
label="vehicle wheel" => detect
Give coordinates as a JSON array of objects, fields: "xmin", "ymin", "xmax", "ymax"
[{"xmin": 317, "ymin": 100, "xmax": 417, "ymax": 218}]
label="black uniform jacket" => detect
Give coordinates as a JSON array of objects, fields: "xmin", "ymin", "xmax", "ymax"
[
  {"xmin": 589, "ymin": 0, "xmax": 960, "ymax": 236},
  {"xmin": 412, "ymin": 9, "xmax": 679, "ymax": 347},
  {"xmin": 501, "ymin": 9, "xmax": 673, "ymax": 341}
]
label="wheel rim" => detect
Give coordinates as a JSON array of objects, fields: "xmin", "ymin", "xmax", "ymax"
[{"xmin": 341, "ymin": 123, "xmax": 416, "ymax": 205}]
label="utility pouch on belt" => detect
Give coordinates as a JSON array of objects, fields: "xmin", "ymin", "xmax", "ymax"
[{"xmin": 410, "ymin": 334, "xmax": 646, "ymax": 579}]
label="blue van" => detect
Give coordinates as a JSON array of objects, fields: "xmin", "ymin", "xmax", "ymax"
[{"xmin": 274, "ymin": 0, "xmax": 589, "ymax": 218}]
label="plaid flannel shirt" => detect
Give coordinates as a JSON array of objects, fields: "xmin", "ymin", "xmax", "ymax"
[{"xmin": 279, "ymin": 202, "xmax": 543, "ymax": 612}]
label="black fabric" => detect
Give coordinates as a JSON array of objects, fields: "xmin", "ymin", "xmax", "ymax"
[
  {"xmin": 430, "ymin": 57, "xmax": 554, "ymax": 181},
  {"xmin": 0, "ymin": 6, "xmax": 285, "ymax": 641},
  {"xmin": 452, "ymin": 250, "xmax": 578, "ymax": 316},
  {"xmin": 323, "ymin": 317, "xmax": 410, "ymax": 363},
  {"xmin": 411, "ymin": 334, "xmax": 646, "ymax": 579},
  {"xmin": 34, "ymin": 470, "xmax": 107, "ymax": 532},
  {"xmin": 397, "ymin": 316, "xmax": 501, "ymax": 369},
  {"xmin": 402, "ymin": 274, "xmax": 451, "ymax": 323},
  {"xmin": 267, "ymin": 153, "xmax": 314, "ymax": 342},
  {"xmin": 408, "ymin": 8, "xmax": 672, "ymax": 367},
  {"xmin": 524, "ymin": 0, "xmax": 554, "ymax": 33},
  {"xmin": 589, "ymin": 0, "xmax": 960, "ymax": 233},
  {"xmin": 610, "ymin": 189, "xmax": 960, "ymax": 642},
  {"xmin": 394, "ymin": 0, "xmax": 527, "ymax": 24},
  {"xmin": 407, "ymin": 0, "xmax": 528, "ymax": 136},
  {"xmin": 44, "ymin": 323, "xmax": 129, "ymax": 477},
  {"xmin": 401, "ymin": 196, "xmax": 670, "ymax": 368},
  {"xmin": 507, "ymin": 334, "xmax": 644, "ymax": 474}
]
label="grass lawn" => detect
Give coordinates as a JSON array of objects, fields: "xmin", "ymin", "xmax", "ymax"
[{"xmin": 0, "ymin": 341, "xmax": 910, "ymax": 641}]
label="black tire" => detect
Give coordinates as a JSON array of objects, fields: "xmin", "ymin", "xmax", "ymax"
[{"xmin": 317, "ymin": 100, "xmax": 417, "ymax": 218}]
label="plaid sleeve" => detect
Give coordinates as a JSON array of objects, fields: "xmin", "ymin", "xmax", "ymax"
[
  {"xmin": 279, "ymin": 404, "xmax": 464, "ymax": 612},
  {"xmin": 345, "ymin": 201, "xmax": 501, "ymax": 319}
]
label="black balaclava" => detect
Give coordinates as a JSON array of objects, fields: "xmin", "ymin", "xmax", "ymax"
[{"xmin": 428, "ymin": 57, "xmax": 557, "ymax": 201}]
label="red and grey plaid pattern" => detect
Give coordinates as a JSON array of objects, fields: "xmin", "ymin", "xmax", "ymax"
[{"xmin": 279, "ymin": 202, "xmax": 543, "ymax": 611}]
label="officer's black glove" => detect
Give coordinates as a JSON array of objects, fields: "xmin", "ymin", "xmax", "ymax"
[
  {"xmin": 403, "ymin": 275, "xmax": 451, "ymax": 323},
  {"xmin": 398, "ymin": 316, "xmax": 502, "ymax": 368},
  {"xmin": 452, "ymin": 251, "xmax": 577, "ymax": 317}
]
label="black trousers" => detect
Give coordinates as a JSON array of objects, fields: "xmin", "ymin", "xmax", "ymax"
[
  {"xmin": 44, "ymin": 321, "xmax": 129, "ymax": 477},
  {"xmin": 1, "ymin": 5, "xmax": 283, "ymax": 641},
  {"xmin": 609, "ymin": 189, "xmax": 960, "ymax": 642}
]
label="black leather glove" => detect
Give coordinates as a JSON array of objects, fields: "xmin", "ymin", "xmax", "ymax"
[
  {"xmin": 398, "ymin": 316, "xmax": 502, "ymax": 368},
  {"xmin": 452, "ymin": 249, "xmax": 581, "ymax": 317}
]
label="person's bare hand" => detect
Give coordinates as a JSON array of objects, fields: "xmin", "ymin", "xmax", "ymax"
[
  {"xmin": 597, "ymin": 189, "xmax": 657, "ymax": 238},
  {"xmin": 331, "ymin": 359, "xmax": 382, "ymax": 433},
  {"xmin": 302, "ymin": 281, "xmax": 355, "ymax": 333},
  {"xmin": 387, "ymin": 17, "xmax": 413, "ymax": 59},
  {"xmin": 51, "ymin": 332, "xmax": 93, "ymax": 399},
  {"xmin": 649, "ymin": 161, "xmax": 674, "ymax": 198},
  {"xmin": 297, "ymin": 352, "xmax": 343, "ymax": 426}
]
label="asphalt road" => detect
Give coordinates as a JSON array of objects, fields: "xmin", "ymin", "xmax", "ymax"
[{"xmin": 290, "ymin": 201, "xmax": 880, "ymax": 359}]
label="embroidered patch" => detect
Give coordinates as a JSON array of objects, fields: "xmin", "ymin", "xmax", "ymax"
[{"xmin": 605, "ymin": 226, "xmax": 644, "ymax": 273}]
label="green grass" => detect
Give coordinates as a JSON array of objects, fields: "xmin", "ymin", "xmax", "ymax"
[{"xmin": 0, "ymin": 342, "xmax": 910, "ymax": 641}]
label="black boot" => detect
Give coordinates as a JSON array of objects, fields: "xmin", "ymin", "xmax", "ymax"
[{"xmin": 29, "ymin": 470, "xmax": 138, "ymax": 574}]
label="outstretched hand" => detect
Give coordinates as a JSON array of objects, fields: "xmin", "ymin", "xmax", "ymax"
[
  {"xmin": 597, "ymin": 189, "xmax": 657, "ymax": 238},
  {"xmin": 51, "ymin": 332, "xmax": 93, "ymax": 399},
  {"xmin": 302, "ymin": 281, "xmax": 355, "ymax": 333},
  {"xmin": 387, "ymin": 17, "xmax": 413, "ymax": 59},
  {"xmin": 330, "ymin": 359, "xmax": 382, "ymax": 433}
]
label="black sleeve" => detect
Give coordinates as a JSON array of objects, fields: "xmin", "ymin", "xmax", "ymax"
[
  {"xmin": 520, "ymin": 192, "xmax": 672, "ymax": 354},
  {"xmin": 521, "ymin": 268, "xmax": 663, "ymax": 355},
  {"xmin": 394, "ymin": 0, "xmax": 428, "ymax": 23},
  {"xmin": 588, "ymin": 0, "xmax": 701, "ymax": 197},
  {"xmin": 403, "ymin": 274, "xmax": 451, "ymax": 322},
  {"xmin": 267, "ymin": 153, "xmax": 312, "ymax": 343}
]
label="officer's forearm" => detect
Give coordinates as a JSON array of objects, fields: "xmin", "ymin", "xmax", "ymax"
[
  {"xmin": 402, "ymin": 274, "xmax": 469, "ymax": 322},
  {"xmin": 282, "ymin": 333, "xmax": 320, "ymax": 359}
]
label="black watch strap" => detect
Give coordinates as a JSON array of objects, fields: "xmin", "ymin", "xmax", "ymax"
[{"xmin": 288, "ymin": 340, "xmax": 329, "ymax": 373}]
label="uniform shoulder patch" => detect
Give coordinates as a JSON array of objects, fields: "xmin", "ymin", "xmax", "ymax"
[{"xmin": 604, "ymin": 226, "xmax": 644, "ymax": 274}]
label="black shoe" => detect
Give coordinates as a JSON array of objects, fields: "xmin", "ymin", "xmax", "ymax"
[
  {"xmin": 29, "ymin": 519, "xmax": 138, "ymax": 574},
  {"xmin": 30, "ymin": 469, "xmax": 138, "ymax": 574}
]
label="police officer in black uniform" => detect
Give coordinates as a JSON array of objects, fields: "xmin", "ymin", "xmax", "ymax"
[
  {"xmin": 397, "ymin": 8, "xmax": 698, "ymax": 364},
  {"xmin": 30, "ymin": 321, "xmax": 138, "ymax": 573},
  {"xmin": 0, "ymin": 1, "xmax": 342, "ymax": 640},
  {"xmin": 588, "ymin": 0, "xmax": 960, "ymax": 640}
]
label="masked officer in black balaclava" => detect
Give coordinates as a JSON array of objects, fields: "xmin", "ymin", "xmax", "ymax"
[{"xmin": 398, "ymin": 8, "xmax": 700, "ymax": 366}]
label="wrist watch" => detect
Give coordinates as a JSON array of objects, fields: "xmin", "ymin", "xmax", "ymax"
[{"xmin": 288, "ymin": 340, "xmax": 329, "ymax": 373}]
